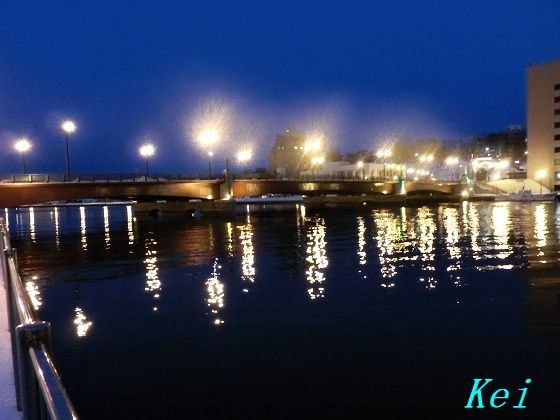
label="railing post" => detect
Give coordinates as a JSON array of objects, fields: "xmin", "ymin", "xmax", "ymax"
[{"xmin": 16, "ymin": 321, "xmax": 52, "ymax": 420}]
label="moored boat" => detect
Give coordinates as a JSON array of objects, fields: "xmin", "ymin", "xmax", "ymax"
[
  {"xmin": 495, "ymin": 190, "xmax": 557, "ymax": 202},
  {"xmin": 234, "ymin": 193, "xmax": 304, "ymax": 204}
]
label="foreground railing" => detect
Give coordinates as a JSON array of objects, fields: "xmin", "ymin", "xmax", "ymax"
[{"xmin": 0, "ymin": 218, "xmax": 78, "ymax": 420}]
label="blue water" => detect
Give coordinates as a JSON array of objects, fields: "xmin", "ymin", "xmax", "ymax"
[{"xmin": 6, "ymin": 202, "xmax": 560, "ymax": 418}]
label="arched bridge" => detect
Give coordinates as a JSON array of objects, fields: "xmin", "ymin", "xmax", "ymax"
[
  {"xmin": 0, "ymin": 174, "xmax": 463, "ymax": 207},
  {"xmin": 0, "ymin": 177, "xmax": 221, "ymax": 208}
]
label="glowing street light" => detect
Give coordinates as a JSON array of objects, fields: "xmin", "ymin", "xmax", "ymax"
[
  {"xmin": 197, "ymin": 128, "xmax": 219, "ymax": 178},
  {"xmin": 14, "ymin": 138, "xmax": 32, "ymax": 173},
  {"xmin": 376, "ymin": 147, "xmax": 392, "ymax": 159},
  {"xmin": 304, "ymin": 137, "xmax": 322, "ymax": 153},
  {"xmin": 198, "ymin": 128, "xmax": 219, "ymax": 148},
  {"xmin": 61, "ymin": 120, "xmax": 77, "ymax": 176},
  {"xmin": 236, "ymin": 148, "xmax": 252, "ymax": 175},
  {"xmin": 139, "ymin": 143, "xmax": 156, "ymax": 180},
  {"xmin": 356, "ymin": 160, "xmax": 365, "ymax": 180},
  {"xmin": 419, "ymin": 153, "xmax": 434, "ymax": 164},
  {"xmin": 375, "ymin": 147, "xmax": 392, "ymax": 179},
  {"xmin": 310, "ymin": 155, "xmax": 325, "ymax": 177},
  {"xmin": 535, "ymin": 169, "xmax": 546, "ymax": 195},
  {"xmin": 445, "ymin": 156, "xmax": 459, "ymax": 181}
]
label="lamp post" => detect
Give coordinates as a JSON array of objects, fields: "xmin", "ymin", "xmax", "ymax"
[
  {"xmin": 445, "ymin": 156, "xmax": 459, "ymax": 181},
  {"xmin": 139, "ymin": 143, "xmax": 156, "ymax": 181},
  {"xmin": 376, "ymin": 147, "xmax": 392, "ymax": 180},
  {"xmin": 207, "ymin": 151, "xmax": 214, "ymax": 178},
  {"xmin": 61, "ymin": 120, "xmax": 77, "ymax": 176},
  {"xmin": 197, "ymin": 128, "xmax": 219, "ymax": 178},
  {"xmin": 14, "ymin": 138, "xmax": 32, "ymax": 173},
  {"xmin": 357, "ymin": 160, "xmax": 364, "ymax": 180}
]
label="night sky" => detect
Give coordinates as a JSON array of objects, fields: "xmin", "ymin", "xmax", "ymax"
[{"xmin": 0, "ymin": 0, "xmax": 559, "ymax": 173}]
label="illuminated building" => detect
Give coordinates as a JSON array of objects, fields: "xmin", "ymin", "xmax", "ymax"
[{"xmin": 527, "ymin": 59, "xmax": 560, "ymax": 191}]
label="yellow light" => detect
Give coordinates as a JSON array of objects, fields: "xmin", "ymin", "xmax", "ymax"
[
  {"xmin": 198, "ymin": 128, "xmax": 219, "ymax": 147},
  {"xmin": 61, "ymin": 120, "xmax": 77, "ymax": 134},
  {"xmin": 14, "ymin": 138, "xmax": 31, "ymax": 153},
  {"xmin": 535, "ymin": 169, "xmax": 546, "ymax": 180},
  {"xmin": 236, "ymin": 148, "xmax": 252, "ymax": 163},
  {"xmin": 304, "ymin": 137, "xmax": 322, "ymax": 153},
  {"xmin": 139, "ymin": 143, "xmax": 156, "ymax": 158},
  {"xmin": 376, "ymin": 147, "xmax": 392, "ymax": 159},
  {"xmin": 357, "ymin": 160, "xmax": 364, "ymax": 169}
]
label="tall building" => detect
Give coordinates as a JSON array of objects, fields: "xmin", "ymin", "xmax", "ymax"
[
  {"xmin": 527, "ymin": 59, "xmax": 560, "ymax": 191},
  {"xmin": 268, "ymin": 129, "xmax": 307, "ymax": 177}
]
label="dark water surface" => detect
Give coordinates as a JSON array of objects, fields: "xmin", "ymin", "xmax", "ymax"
[{"xmin": 6, "ymin": 202, "xmax": 560, "ymax": 418}]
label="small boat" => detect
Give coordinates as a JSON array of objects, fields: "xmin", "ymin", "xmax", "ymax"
[
  {"xmin": 234, "ymin": 194, "xmax": 304, "ymax": 204},
  {"xmin": 495, "ymin": 190, "xmax": 557, "ymax": 202}
]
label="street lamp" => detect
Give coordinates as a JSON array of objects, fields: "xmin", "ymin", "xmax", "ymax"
[
  {"xmin": 535, "ymin": 169, "xmax": 546, "ymax": 195},
  {"xmin": 357, "ymin": 160, "xmax": 364, "ymax": 180},
  {"xmin": 14, "ymin": 138, "xmax": 32, "ymax": 173},
  {"xmin": 61, "ymin": 120, "xmax": 77, "ymax": 176},
  {"xmin": 304, "ymin": 137, "xmax": 322, "ymax": 153},
  {"xmin": 139, "ymin": 143, "xmax": 156, "ymax": 180},
  {"xmin": 197, "ymin": 128, "xmax": 219, "ymax": 178},
  {"xmin": 310, "ymin": 155, "xmax": 325, "ymax": 177},
  {"xmin": 445, "ymin": 156, "xmax": 459, "ymax": 181},
  {"xmin": 375, "ymin": 147, "xmax": 392, "ymax": 179},
  {"xmin": 236, "ymin": 148, "xmax": 252, "ymax": 175}
]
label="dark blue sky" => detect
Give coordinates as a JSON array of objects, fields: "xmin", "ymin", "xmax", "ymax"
[{"xmin": 0, "ymin": 0, "xmax": 559, "ymax": 173}]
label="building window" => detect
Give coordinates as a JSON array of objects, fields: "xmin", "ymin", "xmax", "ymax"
[
  {"xmin": 555, "ymin": 159, "xmax": 560, "ymax": 165},
  {"xmin": 556, "ymin": 96, "xmax": 560, "ymax": 103},
  {"xmin": 555, "ymin": 109, "xmax": 560, "ymax": 115},
  {"xmin": 556, "ymin": 122, "xmax": 560, "ymax": 128},
  {"xmin": 556, "ymin": 134, "xmax": 560, "ymax": 141},
  {"xmin": 556, "ymin": 83, "xmax": 560, "ymax": 90},
  {"xmin": 556, "ymin": 171, "xmax": 560, "ymax": 181},
  {"xmin": 555, "ymin": 147, "xmax": 560, "ymax": 153}
]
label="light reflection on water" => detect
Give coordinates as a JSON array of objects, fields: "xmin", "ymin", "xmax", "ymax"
[
  {"xmin": 205, "ymin": 259, "xmax": 225, "ymax": 325},
  {"xmin": 4, "ymin": 201, "xmax": 560, "ymax": 336},
  {"xmin": 143, "ymin": 232, "xmax": 161, "ymax": 312},
  {"xmin": 238, "ymin": 215, "xmax": 255, "ymax": 292},
  {"xmin": 305, "ymin": 217, "xmax": 328, "ymax": 300},
  {"xmin": 5, "ymin": 201, "xmax": 560, "ymax": 417}
]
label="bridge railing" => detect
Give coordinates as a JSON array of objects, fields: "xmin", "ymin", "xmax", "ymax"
[
  {"xmin": 0, "ymin": 218, "xmax": 79, "ymax": 420},
  {"xmin": 1, "ymin": 173, "xmax": 460, "ymax": 184},
  {"xmin": 0, "ymin": 173, "xmax": 223, "ymax": 183}
]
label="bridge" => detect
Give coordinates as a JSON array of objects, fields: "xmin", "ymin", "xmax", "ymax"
[{"xmin": 0, "ymin": 173, "xmax": 463, "ymax": 207}]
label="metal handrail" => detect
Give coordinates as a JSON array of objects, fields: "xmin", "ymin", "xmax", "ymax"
[
  {"xmin": 29, "ymin": 342, "xmax": 78, "ymax": 420},
  {"xmin": 7, "ymin": 256, "xmax": 34, "ymax": 324},
  {"xmin": 1, "ymin": 218, "xmax": 79, "ymax": 420}
]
